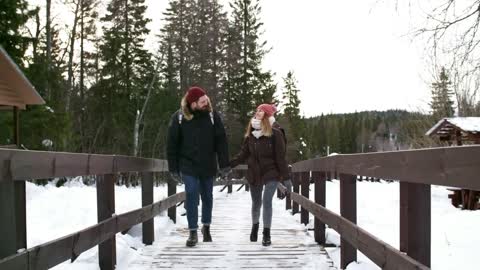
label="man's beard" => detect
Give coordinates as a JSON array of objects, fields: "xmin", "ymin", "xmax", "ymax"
[{"xmin": 196, "ymin": 104, "xmax": 209, "ymax": 111}]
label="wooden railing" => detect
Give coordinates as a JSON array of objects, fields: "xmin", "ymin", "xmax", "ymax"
[
  {"xmin": 2, "ymin": 146, "xmax": 478, "ymax": 269},
  {"xmin": 286, "ymin": 145, "xmax": 480, "ymax": 270},
  {"xmin": 0, "ymin": 149, "xmax": 183, "ymax": 270}
]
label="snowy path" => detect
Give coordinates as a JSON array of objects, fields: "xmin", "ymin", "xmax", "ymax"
[{"xmin": 124, "ymin": 189, "xmax": 335, "ymax": 270}]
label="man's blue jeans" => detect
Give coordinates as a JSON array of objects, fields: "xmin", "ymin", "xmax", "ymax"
[{"xmin": 182, "ymin": 174, "xmax": 214, "ymax": 231}]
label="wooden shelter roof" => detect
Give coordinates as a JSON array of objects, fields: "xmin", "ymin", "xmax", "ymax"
[{"xmin": 0, "ymin": 46, "xmax": 45, "ymax": 110}]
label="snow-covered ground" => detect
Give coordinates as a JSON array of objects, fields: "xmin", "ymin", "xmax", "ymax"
[{"xmin": 23, "ymin": 179, "xmax": 479, "ymax": 269}]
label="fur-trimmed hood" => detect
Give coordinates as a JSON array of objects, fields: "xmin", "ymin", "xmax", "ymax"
[{"xmin": 180, "ymin": 95, "xmax": 213, "ymax": 120}]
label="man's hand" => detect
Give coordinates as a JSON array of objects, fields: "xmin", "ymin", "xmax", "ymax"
[
  {"xmin": 218, "ymin": 166, "xmax": 233, "ymax": 179},
  {"xmin": 169, "ymin": 172, "xmax": 182, "ymax": 184},
  {"xmin": 278, "ymin": 180, "xmax": 293, "ymax": 199}
]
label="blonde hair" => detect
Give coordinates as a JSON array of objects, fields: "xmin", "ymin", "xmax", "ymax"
[{"xmin": 244, "ymin": 116, "xmax": 273, "ymax": 138}]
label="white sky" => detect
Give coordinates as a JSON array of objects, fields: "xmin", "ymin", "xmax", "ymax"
[{"xmin": 33, "ymin": 0, "xmax": 434, "ymax": 117}]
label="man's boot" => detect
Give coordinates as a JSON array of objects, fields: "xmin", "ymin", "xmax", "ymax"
[
  {"xmin": 186, "ymin": 230, "xmax": 198, "ymax": 247},
  {"xmin": 250, "ymin": 223, "xmax": 259, "ymax": 242},
  {"xmin": 201, "ymin": 225, "xmax": 212, "ymax": 242},
  {"xmin": 262, "ymin": 228, "xmax": 271, "ymax": 246}
]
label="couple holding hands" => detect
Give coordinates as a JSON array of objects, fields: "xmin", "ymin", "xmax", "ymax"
[{"xmin": 167, "ymin": 86, "xmax": 292, "ymax": 247}]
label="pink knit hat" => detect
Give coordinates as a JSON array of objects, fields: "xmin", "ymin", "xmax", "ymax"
[{"xmin": 257, "ymin": 104, "xmax": 277, "ymax": 117}]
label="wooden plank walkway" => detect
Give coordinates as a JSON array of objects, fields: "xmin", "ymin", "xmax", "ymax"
[{"xmin": 126, "ymin": 188, "xmax": 335, "ymax": 270}]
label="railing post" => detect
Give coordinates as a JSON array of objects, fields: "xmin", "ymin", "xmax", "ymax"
[
  {"xmin": 340, "ymin": 173, "xmax": 357, "ymax": 269},
  {"xmin": 406, "ymin": 182, "xmax": 431, "ymax": 267},
  {"xmin": 97, "ymin": 174, "xmax": 116, "ymax": 270},
  {"xmin": 0, "ymin": 176, "xmax": 25, "ymax": 259},
  {"xmin": 285, "ymin": 165, "xmax": 292, "ymax": 210},
  {"xmin": 292, "ymin": 172, "xmax": 300, "ymax": 215},
  {"xmin": 400, "ymin": 182, "xmax": 408, "ymax": 253},
  {"xmin": 313, "ymin": 171, "xmax": 326, "ymax": 245},
  {"xmin": 14, "ymin": 181, "xmax": 26, "ymax": 252},
  {"xmin": 300, "ymin": 171, "xmax": 310, "ymax": 225},
  {"xmin": 227, "ymin": 183, "xmax": 233, "ymax": 193},
  {"xmin": 142, "ymin": 172, "xmax": 154, "ymax": 245},
  {"xmin": 285, "ymin": 189, "xmax": 292, "ymax": 210},
  {"xmin": 168, "ymin": 175, "xmax": 177, "ymax": 223},
  {"xmin": 239, "ymin": 169, "xmax": 249, "ymax": 191}
]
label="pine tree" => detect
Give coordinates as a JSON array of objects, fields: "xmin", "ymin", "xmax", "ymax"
[
  {"xmin": 189, "ymin": 0, "xmax": 229, "ymax": 105},
  {"xmin": 0, "ymin": 0, "xmax": 36, "ymax": 65},
  {"xmin": 160, "ymin": 0, "xmax": 196, "ymax": 96},
  {"xmin": 225, "ymin": 0, "xmax": 275, "ymax": 126},
  {"xmin": 430, "ymin": 67, "xmax": 455, "ymax": 120},
  {"xmin": 22, "ymin": 25, "xmax": 71, "ymax": 151},
  {"xmin": 75, "ymin": 0, "xmax": 99, "ymax": 152},
  {"xmin": 281, "ymin": 71, "xmax": 304, "ymax": 161},
  {"xmin": 93, "ymin": 0, "xmax": 154, "ymax": 155}
]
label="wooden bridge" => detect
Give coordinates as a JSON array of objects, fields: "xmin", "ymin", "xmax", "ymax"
[
  {"xmin": 127, "ymin": 188, "xmax": 335, "ymax": 270},
  {"xmin": 0, "ymin": 145, "xmax": 479, "ymax": 269}
]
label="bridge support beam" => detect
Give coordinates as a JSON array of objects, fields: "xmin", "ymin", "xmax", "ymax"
[
  {"xmin": 142, "ymin": 172, "xmax": 154, "ymax": 245},
  {"xmin": 340, "ymin": 173, "xmax": 357, "ymax": 269},
  {"xmin": 97, "ymin": 174, "xmax": 116, "ymax": 270},
  {"xmin": 313, "ymin": 171, "xmax": 326, "ymax": 245},
  {"xmin": 300, "ymin": 172, "xmax": 310, "ymax": 225}
]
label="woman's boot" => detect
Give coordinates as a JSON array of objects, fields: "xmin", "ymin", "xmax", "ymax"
[
  {"xmin": 250, "ymin": 223, "xmax": 259, "ymax": 242},
  {"xmin": 262, "ymin": 228, "xmax": 271, "ymax": 246}
]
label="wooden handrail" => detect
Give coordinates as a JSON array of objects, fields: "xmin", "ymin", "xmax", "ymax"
[
  {"xmin": 0, "ymin": 192, "xmax": 185, "ymax": 269},
  {"xmin": 0, "ymin": 149, "xmax": 168, "ymax": 182},
  {"xmin": 291, "ymin": 145, "xmax": 480, "ymax": 190},
  {"xmin": 285, "ymin": 145, "xmax": 480, "ymax": 269}
]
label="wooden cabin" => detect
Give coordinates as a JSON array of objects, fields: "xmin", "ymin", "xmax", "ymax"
[
  {"xmin": 426, "ymin": 117, "xmax": 480, "ymax": 210},
  {"xmin": 0, "ymin": 46, "xmax": 45, "ymax": 148},
  {"xmin": 426, "ymin": 117, "xmax": 480, "ymax": 145}
]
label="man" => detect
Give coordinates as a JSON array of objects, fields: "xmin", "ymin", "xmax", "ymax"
[{"xmin": 167, "ymin": 86, "xmax": 231, "ymax": 247}]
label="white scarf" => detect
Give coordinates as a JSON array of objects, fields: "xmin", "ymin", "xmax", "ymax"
[
  {"xmin": 251, "ymin": 118, "xmax": 261, "ymax": 130},
  {"xmin": 250, "ymin": 116, "xmax": 276, "ymax": 139}
]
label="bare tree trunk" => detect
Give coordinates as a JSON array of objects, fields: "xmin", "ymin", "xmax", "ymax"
[
  {"xmin": 46, "ymin": 0, "xmax": 52, "ymax": 100},
  {"xmin": 133, "ymin": 53, "xmax": 164, "ymax": 157},
  {"xmin": 124, "ymin": 0, "xmax": 130, "ymax": 94},
  {"xmin": 66, "ymin": 0, "xmax": 81, "ymax": 113},
  {"xmin": 79, "ymin": 0, "xmax": 86, "ymax": 153},
  {"xmin": 32, "ymin": 9, "xmax": 41, "ymax": 60},
  {"xmin": 133, "ymin": 110, "xmax": 140, "ymax": 157},
  {"xmin": 242, "ymin": 0, "xmax": 248, "ymax": 125}
]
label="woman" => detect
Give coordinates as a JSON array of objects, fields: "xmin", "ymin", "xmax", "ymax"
[{"xmin": 230, "ymin": 104, "xmax": 292, "ymax": 246}]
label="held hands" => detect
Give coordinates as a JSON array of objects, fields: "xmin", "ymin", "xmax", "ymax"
[{"xmin": 218, "ymin": 166, "xmax": 233, "ymax": 180}]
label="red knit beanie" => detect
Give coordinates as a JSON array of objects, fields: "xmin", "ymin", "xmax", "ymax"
[
  {"xmin": 185, "ymin": 86, "xmax": 206, "ymax": 104},
  {"xmin": 257, "ymin": 104, "xmax": 277, "ymax": 117}
]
